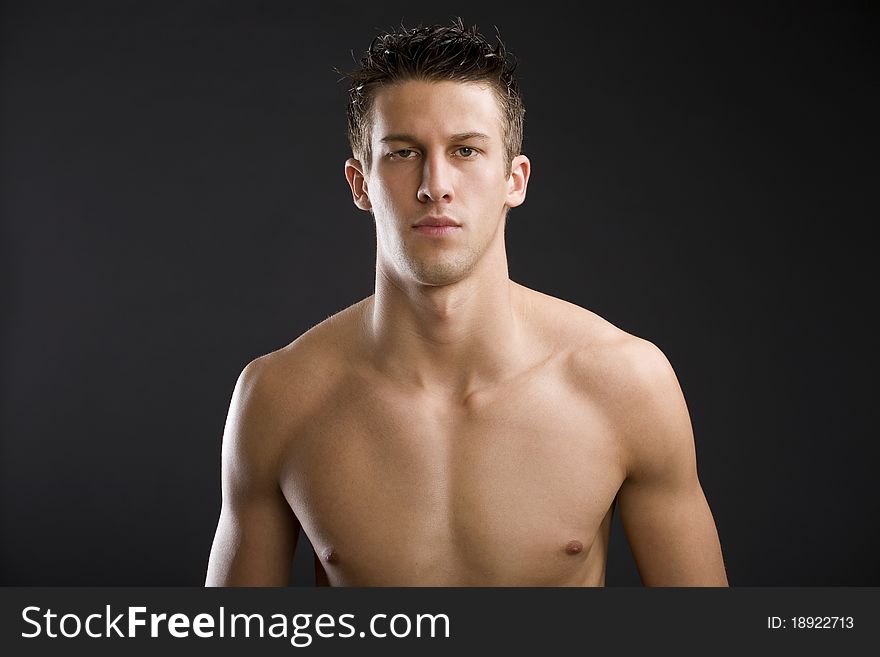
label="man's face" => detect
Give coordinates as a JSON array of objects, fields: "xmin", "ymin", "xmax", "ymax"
[{"xmin": 347, "ymin": 79, "xmax": 528, "ymax": 287}]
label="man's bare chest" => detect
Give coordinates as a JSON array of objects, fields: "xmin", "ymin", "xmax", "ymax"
[{"xmin": 279, "ymin": 374, "xmax": 626, "ymax": 585}]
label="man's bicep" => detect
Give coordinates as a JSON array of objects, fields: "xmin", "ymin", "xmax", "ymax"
[
  {"xmin": 617, "ymin": 471, "xmax": 727, "ymax": 586},
  {"xmin": 206, "ymin": 489, "xmax": 300, "ymax": 586},
  {"xmin": 206, "ymin": 360, "xmax": 300, "ymax": 587},
  {"xmin": 615, "ymin": 341, "xmax": 728, "ymax": 586}
]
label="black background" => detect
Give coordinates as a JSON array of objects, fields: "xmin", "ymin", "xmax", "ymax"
[{"xmin": 1, "ymin": 0, "xmax": 876, "ymax": 585}]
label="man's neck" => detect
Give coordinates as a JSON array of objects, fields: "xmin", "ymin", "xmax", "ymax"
[{"xmin": 365, "ymin": 247, "xmax": 529, "ymax": 399}]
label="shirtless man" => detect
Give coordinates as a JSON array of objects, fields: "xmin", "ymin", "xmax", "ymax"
[{"xmin": 205, "ymin": 20, "xmax": 728, "ymax": 587}]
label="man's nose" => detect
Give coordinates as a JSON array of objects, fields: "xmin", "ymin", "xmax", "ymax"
[{"xmin": 417, "ymin": 155, "xmax": 454, "ymax": 203}]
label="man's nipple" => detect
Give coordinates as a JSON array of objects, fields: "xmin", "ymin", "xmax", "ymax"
[
  {"xmin": 321, "ymin": 547, "xmax": 339, "ymax": 564},
  {"xmin": 564, "ymin": 540, "xmax": 584, "ymax": 555}
]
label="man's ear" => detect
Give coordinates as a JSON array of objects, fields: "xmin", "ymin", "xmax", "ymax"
[
  {"xmin": 345, "ymin": 158, "xmax": 372, "ymax": 211},
  {"xmin": 505, "ymin": 154, "xmax": 531, "ymax": 209}
]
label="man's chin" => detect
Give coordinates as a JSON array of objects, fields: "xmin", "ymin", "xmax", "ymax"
[{"xmin": 407, "ymin": 258, "xmax": 474, "ymax": 287}]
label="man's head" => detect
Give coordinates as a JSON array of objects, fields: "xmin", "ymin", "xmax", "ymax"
[
  {"xmin": 338, "ymin": 18, "xmax": 525, "ymax": 174},
  {"xmin": 340, "ymin": 19, "xmax": 530, "ymax": 288}
]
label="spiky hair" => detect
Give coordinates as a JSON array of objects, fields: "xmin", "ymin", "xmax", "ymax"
[{"xmin": 335, "ymin": 17, "xmax": 525, "ymax": 172}]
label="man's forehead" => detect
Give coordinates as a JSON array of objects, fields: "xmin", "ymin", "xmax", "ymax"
[{"xmin": 370, "ymin": 80, "xmax": 503, "ymax": 142}]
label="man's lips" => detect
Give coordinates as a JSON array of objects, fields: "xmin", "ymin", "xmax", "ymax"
[
  {"xmin": 412, "ymin": 216, "xmax": 461, "ymax": 237},
  {"xmin": 413, "ymin": 224, "xmax": 461, "ymax": 236},
  {"xmin": 412, "ymin": 216, "xmax": 461, "ymax": 227}
]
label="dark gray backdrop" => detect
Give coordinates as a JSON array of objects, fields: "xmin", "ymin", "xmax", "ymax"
[{"xmin": 1, "ymin": 0, "xmax": 876, "ymax": 585}]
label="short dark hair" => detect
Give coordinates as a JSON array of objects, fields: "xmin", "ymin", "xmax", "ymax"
[{"xmin": 336, "ymin": 17, "xmax": 525, "ymax": 173}]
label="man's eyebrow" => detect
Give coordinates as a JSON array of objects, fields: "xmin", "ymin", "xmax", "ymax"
[
  {"xmin": 378, "ymin": 134, "xmax": 417, "ymax": 144},
  {"xmin": 378, "ymin": 132, "xmax": 492, "ymax": 144},
  {"xmin": 449, "ymin": 132, "xmax": 491, "ymax": 142}
]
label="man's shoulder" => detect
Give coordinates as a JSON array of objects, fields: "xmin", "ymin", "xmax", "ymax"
[
  {"xmin": 525, "ymin": 287, "xmax": 676, "ymax": 402},
  {"xmin": 234, "ymin": 298, "xmax": 368, "ymax": 420},
  {"xmin": 535, "ymin": 291, "xmax": 692, "ymax": 472},
  {"xmin": 569, "ymin": 326, "xmax": 674, "ymax": 399}
]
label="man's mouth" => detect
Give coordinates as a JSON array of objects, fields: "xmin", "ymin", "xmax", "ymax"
[
  {"xmin": 412, "ymin": 215, "xmax": 461, "ymax": 236},
  {"xmin": 413, "ymin": 215, "xmax": 461, "ymax": 228},
  {"xmin": 413, "ymin": 225, "xmax": 461, "ymax": 236}
]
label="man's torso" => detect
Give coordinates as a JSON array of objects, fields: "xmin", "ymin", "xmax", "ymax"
[{"xmin": 261, "ymin": 285, "xmax": 634, "ymax": 585}]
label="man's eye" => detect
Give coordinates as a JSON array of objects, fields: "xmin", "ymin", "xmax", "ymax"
[
  {"xmin": 456, "ymin": 147, "xmax": 477, "ymax": 157},
  {"xmin": 390, "ymin": 149, "xmax": 417, "ymax": 159}
]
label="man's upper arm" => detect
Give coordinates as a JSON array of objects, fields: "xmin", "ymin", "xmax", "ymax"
[
  {"xmin": 205, "ymin": 358, "xmax": 300, "ymax": 586},
  {"xmin": 614, "ymin": 340, "xmax": 728, "ymax": 586}
]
